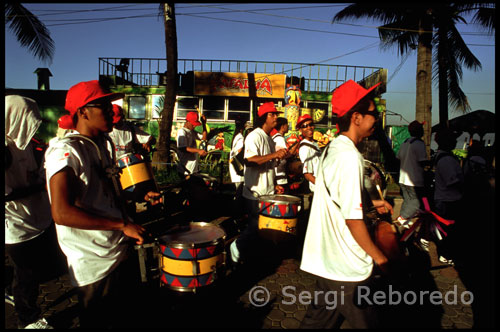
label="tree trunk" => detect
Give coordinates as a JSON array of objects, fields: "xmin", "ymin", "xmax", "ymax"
[
  {"xmin": 415, "ymin": 12, "xmax": 433, "ymax": 158},
  {"xmin": 153, "ymin": 3, "xmax": 178, "ymax": 170},
  {"xmin": 437, "ymin": 27, "xmax": 449, "ymax": 129}
]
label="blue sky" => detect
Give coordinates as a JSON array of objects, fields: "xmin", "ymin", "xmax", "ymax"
[{"xmin": 5, "ymin": 3, "xmax": 495, "ymax": 126}]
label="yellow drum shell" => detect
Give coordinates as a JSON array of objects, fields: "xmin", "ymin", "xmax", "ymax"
[
  {"xmin": 258, "ymin": 215, "xmax": 297, "ymax": 235},
  {"xmin": 119, "ymin": 162, "xmax": 154, "ymax": 190},
  {"xmin": 161, "ymin": 254, "xmax": 224, "ymax": 276}
]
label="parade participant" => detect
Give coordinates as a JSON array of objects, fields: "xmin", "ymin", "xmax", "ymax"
[
  {"xmin": 229, "ymin": 102, "xmax": 288, "ymax": 265},
  {"xmin": 272, "ymin": 117, "xmax": 289, "ymax": 193},
  {"xmin": 395, "ymin": 120, "xmax": 429, "ymax": 228},
  {"xmin": 229, "ymin": 118, "xmax": 246, "ymax": 206},
  {"xmin": 176, "ymin": 111, "xmax": 208, "ymax": 177},
  {"xmin": 107, "ymin": 104, "xmax": 156, "ymax": 158},
  {"xmin": 44, "ymin": 80, "xmax": 162, "ymax": 328},
  {"xmin": 5, "ymin": 95, "xmax": 56, "ymax": 329},
  {"xmin": 299, "ymin": 80, "xmax": 393, "ymax": 329},
  {"xmin": 297, "ymin": 114, "xmax": 320, "ymax": 193},
  {"xmin": 433, "ymin": 127, "xmax": 464, "ymax": 266}
]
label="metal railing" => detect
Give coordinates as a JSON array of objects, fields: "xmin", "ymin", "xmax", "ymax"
[{"xmin": 99, "ymin": 58, "xmax": 384, "ymax": 93}]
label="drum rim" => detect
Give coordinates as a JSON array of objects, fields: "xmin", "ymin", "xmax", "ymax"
[
  {"xmin": 258, "ymin": 194, "xmax": 301, "ymax": 204},
  {"xmin": 158, "ymin": 222, "xmax": 226, "ymax": 248}
]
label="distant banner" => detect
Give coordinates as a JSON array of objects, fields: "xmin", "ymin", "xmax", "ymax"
[{"xmin": 194, "ymin": 72, "xmax": 286, "ymax": 98}]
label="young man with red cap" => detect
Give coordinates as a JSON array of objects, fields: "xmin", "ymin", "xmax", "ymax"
[
  {"xmin": 107, "ymin": 104, "xmax": 156, "ymax": 158},
  {"xmin": 297, "ymin": 114, "xmax": 321, "ymax": 193},
  {"xmin": 176, "ymin": 111, "xmax": 208, "ymax": 177},
  {"xmin": 300, "ymin": 80, "xmax": 393, "ymax": 329},
  {"xmin": 395, "ymin": 120, "xmax": 429, "ymax": 230},
  {"xmin": 44, "ymin": 80, "xmax": 162, "ymax": 328},
  {"xmin": 229, "ymin": 101, "xmax": 288, "ymax": 265}
]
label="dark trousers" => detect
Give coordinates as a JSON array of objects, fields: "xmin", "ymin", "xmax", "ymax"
[
  {"xmin": 399, "ymin": 184, "xmax": 426, "ymax": 219},
  {"xmin": 5, "ymin": 223, "xmax": 63, "ymax": 327},
  {"xmin": 233, "ymin": 198, "xmax": 260, "ymax": 261},
  {"xmin": 76, "ymin": 252, "xmax": 141, "ymax": 329},
  {"xmin": 299, "ymin": 275, "xmax": 380, "ymax": 329},
  {"xmin": 434, "ymin": 199, "xmax": 462, "ymax": 259}
]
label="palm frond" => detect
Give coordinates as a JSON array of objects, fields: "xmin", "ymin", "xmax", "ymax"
[{"xmin": 5, "ymin": 3, "xmax": 55, "ymax": 64}]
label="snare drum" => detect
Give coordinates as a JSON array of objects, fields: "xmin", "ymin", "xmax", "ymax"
[
  {"xmin": 117, "ymin": 153, "xmax": 157, "ymax": 201},
  {"xmin": 258, "ymin": 195, "xmax": 301, "ymax": 241},
  {"xmin": 158, "ymin": 222, "xmax": 226, "ymax": 292}
]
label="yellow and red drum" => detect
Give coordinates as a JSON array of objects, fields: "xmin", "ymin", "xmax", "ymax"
[
  {"xmin": 117, "ymin": 153, "xmax": 158, "ymax": 201},
  {"xmin": 258, "ymin": 195, "xmax": 301, "ymax": 242},
  {"xmin": 158, "ymin": 222, "xmax": 226, "ymax": 292}
]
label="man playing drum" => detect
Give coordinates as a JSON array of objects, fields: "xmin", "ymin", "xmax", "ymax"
[
  {"xmin": 45, "ymin": 80, "xmax": 162, "ymax": 328},
  {"xmin": 176, "ymin": 111, "xmax": 208, "ymax": 177},
  {"xmin": 300, "ymin": 80, "xmax": 393, "ymax": 329},
  {"xmin": 229, "ymin": 102, "xmax": 288, "ymax": 265},
  {"xmin": 107, "ymin": 104, "xmax": 156, "ymax": 159}
]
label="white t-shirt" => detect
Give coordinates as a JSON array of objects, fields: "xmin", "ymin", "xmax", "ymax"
[
  {"xmin": 5, "ymin": 140, "xmax": 52, "ymax": 244},
  {"xmin": 272, "ymin": 133, "xmax": 288, "ymax": 185},
  {"xmin": 45, "ymin": 132, "xmax": 128, "ymax": 287},
  {"xmin": 397, "ymin": 137, "xmax": 427, "ymax": 187},
  {"xmin": 299, "ymin": 139, "xmax": 321, "ymax": 192},
  {"xmin": 107, "ymin": 122, "xmax": 152, "ymax": 159},
  {"xmin": 229, "ymin": 132, "xmax": 244, "ymax": 183},
  {"xmin": 434, "ymin": 150, "xmax": 464, "ymax": 202},
  {"xmin": 176, "ymin": 127, "xmax": 203, "ymax": 175},
  {"xmin": 300, "ymin": 135, "xmax": 373, "ymax": 282},
  {"xmin": 242, "ymin": 127, "xmax": 276, "ymax": 200}
]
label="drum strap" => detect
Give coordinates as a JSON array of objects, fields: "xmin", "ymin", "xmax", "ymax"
[{"xmin": 67, "ymin": 134, "xmax": 129, "ymax": 221}]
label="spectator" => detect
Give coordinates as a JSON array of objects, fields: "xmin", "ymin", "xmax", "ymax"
[
  {"xmin": 300, "ymin": 80, "xmax": 392, "ymax": 329},
  {"xmin": 5, "ymin": 95, "xmax": 58, "ymax": 329},
  {"xmin": 44, "ymin": 80, "xmax": 162, "ymax": 328},
  {"xmin": 176, "ymin": 111, "xmax": 208, "ymax": 177},
  {"xmin": 272, "ymin": 117, "xmax": 290, "ymax": 193},
  {"xmin": 229, "ymin": 102, "xmax": 288, "ymax": 265},
  {"xmin": 107, "ymin": 104, "xmax": 156, "ymax": 159},
  {"xmin": 229, "ymin": 118, "xmax": 247, "ymax": 209},
  {"xmin": 395, "ymin": 120, "xmax": 429, "ymax": 229}
]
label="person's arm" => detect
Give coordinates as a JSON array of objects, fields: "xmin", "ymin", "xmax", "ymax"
[
  {"xmin": 246, "ymin": 149, "xmax": 287, "ymax": 166},
  {"xmin": 346, "ymin": 219, "xmax": 388, "ymax": 271},
  {"xmin": 200, "ymin": 114, "xmax": 208, "ymax": 141},
  {"xmin": 303, "ymin": 173, "xmax": 316, "ymax": 184},
  {"xmin": 49, "ymin": 167, "xmax": 146, "ymax": 244},
  {"xmin": 371, "ymin": 199, "xmax": 394, "ymax": 215},
  {"xmin": 185, "ymin": 146, "xmax": 208, "ymax": 157}
]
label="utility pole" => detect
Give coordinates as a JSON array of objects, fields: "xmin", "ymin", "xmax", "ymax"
[{"xmin": 154, "ymin": 3, "xmax": 178, "ymax": 169}]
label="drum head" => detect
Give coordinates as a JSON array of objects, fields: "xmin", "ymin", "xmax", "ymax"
[
  {"xmin": 259, "ymin": 194, "xmax": 301, "ymax": 205},
  {"xmin": 159, "ymin": 222, "xmax": 226, "ymax": 248}
]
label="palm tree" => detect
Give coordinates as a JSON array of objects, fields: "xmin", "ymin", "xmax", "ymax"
[
  {"xmin": 5, "ymin": 3, "xmax": 55, "ymax": 64},
  {"xmin": 333, "ymin": 4, "xmax": 434, "ymax": 156},
  {"xmin": 333, "ymin": 3, "xmax": 494, "ymax": 150}
]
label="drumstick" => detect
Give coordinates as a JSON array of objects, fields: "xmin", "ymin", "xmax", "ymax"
[{"xmin": 376, "ymin": 184, "xmax": 388, "ymax": 213}]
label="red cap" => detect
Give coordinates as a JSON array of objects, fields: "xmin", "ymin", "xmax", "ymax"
[
  {"xmin": 297, "ymin": 114, "xmax": 313, "ymax": 129},
  {"xmin": 59, "ymin": 80, "xmax": 124, "ymax": 129},
  {"xmin": 270, "ymin": 128, "xmax": 278, "ymax": 136},
  {"xmin": 186, "ymin": 111, "xmax": 202, "ymax": 127},
  {"xmin": 331, "ymin": 80, "xmax": 381, "ymax": 117},
  {"xmin": 112, "ymin": 104, "xmax": 123, "ymax": 124},
  {"xmin": 257, "ymin": 102, "xmax": 282, "ymax": 117}
]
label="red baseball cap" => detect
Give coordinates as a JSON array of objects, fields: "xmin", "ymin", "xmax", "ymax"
[
  {"xmin": 112, "ymin": 104, "xmax": 123, "ymax": 124},
  {"xmin": 331, "ymin": 80, "xmax": 381, "ymax": 117},
  {"xmin": 186, "ymin": 111, "xmax": 202, "ymax": 127},
  {"xmin": 58, "ymin": 80, "xmax": 124, "ymax": 129},
  {"xmin": 257, "ymin": 102, "xmax": 282, "ymax": 117},
  {"xmin": 297, "ymin": 114, "xmax": 313, "ymax": 129}
]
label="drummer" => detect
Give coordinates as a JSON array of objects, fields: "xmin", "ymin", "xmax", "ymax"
[
  {"xmin": 45, "ymin": 80, "xmax": 163, "ymax": 328},
  {"xmin": 107, "ymin": 104, "xmax": 156, "ymax": 159},
  {"xmin": 229, "ymin": 102, "xmax": 288, "ymax": 266},
  {"xmin": 176, "ymin": 111, "xmax": 208, "ymax": 178},
  {"xmin": 297, "ymin": 114, "xmax": 321, "ymax": 194}
]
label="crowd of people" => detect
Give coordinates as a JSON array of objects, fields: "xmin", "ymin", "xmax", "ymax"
[{"xmin": 5, "ymin": 78, "xmax": 494, "ymax": 329}]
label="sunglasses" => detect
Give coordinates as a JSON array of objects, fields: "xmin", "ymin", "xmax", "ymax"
[
  {"xmin": 300, "ymin": 122, "xmax": 315, "ymax": 129},
  {"xmin": 85, "ymin": 103, "xmax": 112, "ymax": 111},
  {"xmin": 359, "ymin": 110, "xmax": 380, "ymax": 120}
]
